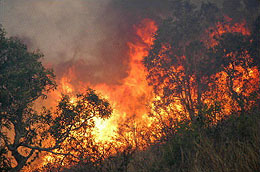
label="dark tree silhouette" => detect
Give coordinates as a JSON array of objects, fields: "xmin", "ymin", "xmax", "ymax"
[
  {"xmin": 143, "ymin": 0, "xmax": 259, "ymax": 127},
  {"xmin": 143, "ymin": 1, "xmax": 222, "ymax": 125},
  {"xmin": 0, "ymin": 27, "xmax": 112, "ymax": 171}
]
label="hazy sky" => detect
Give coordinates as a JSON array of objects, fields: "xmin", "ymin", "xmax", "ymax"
[
  {"xmin": 0, "ymin": 0, "xmax": 108, "ymax": 63},
  {"xmin": 0, "ymin": 0, "xmax": 213, "ymax": 85},
  {"xmin": 0, "ymin": 0, "xmax": 173, "ymax": 84}
]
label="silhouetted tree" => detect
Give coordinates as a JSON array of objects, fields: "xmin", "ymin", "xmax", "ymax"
[
  {"xmin": 0, "ymin": 27, "xmax": 112, "ymax": 171},
  {"xmin": 0, "ymin": 147, "xmax": 11, "ymax": 171},
  {"xmin": 143, "ymin": 0, "xmax": 259, "ymax": 127},
  {"xmin": 210, "ymin": 32, "xmax": 258, "ymax": 113},
  {"xmin": 0, "ymin": 26, "xmax": 56, "ymax": 171},
  {"xmin": 144, "ymin": 1, "xmax": 222, "ymax": 125}
]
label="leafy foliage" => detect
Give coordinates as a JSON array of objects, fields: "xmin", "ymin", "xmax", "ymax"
[
  {"xmin": 0, "ymin": 27, "xmax": 112, "ymax": 171},
  {"xmin": 0, "ymin": 147, "xmax": 11, "ymax": 172},
  {"xmin": 0, "ymin": 0, "xmax": 259, "ymax": 171},
  {"xmin": 143, "ymin": 0, "xmax": 259, "ymax": 127},
  {"xmin": 143, "ymin": 1, "xmax": 224, "ymax": 124},
  {"xmin": 0, "ymin": 26, "xmax": 56, "ymax": 171}
]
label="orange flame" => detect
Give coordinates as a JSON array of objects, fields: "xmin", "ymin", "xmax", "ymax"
[
  {"xmin": 30, "ymin": 17, "xmax": 259, "ymax": 171},
  {"xmin": 33, "ymin": 19, "xmax": 158, "ymax": 170}
]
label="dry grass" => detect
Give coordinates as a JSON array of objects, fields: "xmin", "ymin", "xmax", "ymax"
[
  {"xmin": 63, "ymin": 107, "xmax": 260, "ymax": 172},
  {"xmin": 128, "ymin": 108, "xmax": 260, "ymax": 172}
]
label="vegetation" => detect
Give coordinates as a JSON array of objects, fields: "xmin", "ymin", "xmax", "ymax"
[
  {"xmin": 0, "ymin": 0, "xmax": 259, "ymax": 171},
  {"xmin": 143, "ymin": 0, "xmax": 259, "ymax": 127},
  {"xmin": 130, "ymin": 107, "xmax": 260, "ymax": 172},
  {"xmin": 114, "ymin": 108, "xmax": 259, "ymax": 172},
  {"xmin": 0, "ymin": 27, "xmax": 112, "ymax": 171},
  {"xmin": 64, "ymin": 1, "xmax": 260, "ymax": 171},
  {"xmin": 57, "ymin": 104, "xmax": 260, "ymax": 172}
]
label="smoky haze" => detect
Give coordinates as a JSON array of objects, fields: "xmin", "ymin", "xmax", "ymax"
[{"xmin": 0, "ymin": 0, "xmax": 171, "ymax": 85}]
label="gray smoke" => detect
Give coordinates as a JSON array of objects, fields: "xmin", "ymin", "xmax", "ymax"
[
  {"xmin": 0, "ymin": 0, "xmax": 113, "ymax": 83},
  {"xmin": 0, "ymin": 0, "xmax": 211, "ymax": 85}
]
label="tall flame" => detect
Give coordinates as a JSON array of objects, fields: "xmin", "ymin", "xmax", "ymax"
[
  {"xmin": 92, "ymin": 19, "xmax": 157, "ymax": 141},
  {"xmin": 29, "ymin": 17, "xmax": 259, "ymax": 171},
  {"xmin": 32, "ymin": 19, "xmax": 158, "ymax": 170}
]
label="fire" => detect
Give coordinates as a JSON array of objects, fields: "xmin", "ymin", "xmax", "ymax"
[
  {"xmin": 32, "ymin": 17, "xmax": 259, "ymax": 170},
  {"xmin": 92, "ymin": 19, "xmax": 157, "ymax": 143},
  {"xmin": 206, "ymin": 19, "xmax": 259, "ymax": 116},
  {"xmin": 34, "ymin": 18, "xmax": 158, "ymax": 169}
]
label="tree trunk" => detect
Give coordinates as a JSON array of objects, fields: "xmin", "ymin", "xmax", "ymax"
[{"xmin": 10, "ymin": 150, "xmax": 27, "ymax": 172}]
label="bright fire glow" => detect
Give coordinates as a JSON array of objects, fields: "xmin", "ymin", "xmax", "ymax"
[{"xmin": 29, "ymin": 17, "xmax": 259, "ymax": 171}]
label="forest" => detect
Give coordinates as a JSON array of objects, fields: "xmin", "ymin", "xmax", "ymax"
[{"xmin": 0, "ymin": 0, "xmax": 259, "ymax": 171}]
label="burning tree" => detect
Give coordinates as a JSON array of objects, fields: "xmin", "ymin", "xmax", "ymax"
[
  {"xmin": 0, "ymin": 27, "xmax": 112, "ymax": 171},
  {"xmin": 144, "ymin": 1, "xmax": 222, "ymax": 126},
  {"xmin": 143, "ymin": 0, "xmax": 259, "ymax": 128}
]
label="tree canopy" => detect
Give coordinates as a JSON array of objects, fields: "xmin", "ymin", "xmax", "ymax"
[
  {"xmin": 0, "ymin": 27, "xmax": 112, "ymax": 171},
  {"xmin": 143, "ymin": 0, "xmax": 259, "ymax": 127}
]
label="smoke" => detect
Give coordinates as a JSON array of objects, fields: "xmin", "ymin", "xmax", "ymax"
[
  {"xmin": 2, "ymin": 0, "xmax": 256, "ymax": 85},
  {"xmin": 0, "ymin": 0, "xmax": 171, "ymax": 85}
]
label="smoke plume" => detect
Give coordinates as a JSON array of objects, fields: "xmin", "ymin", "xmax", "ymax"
[{"xmin": 0, "ymin": 0, "xmax": 171, "ymax": 85}]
